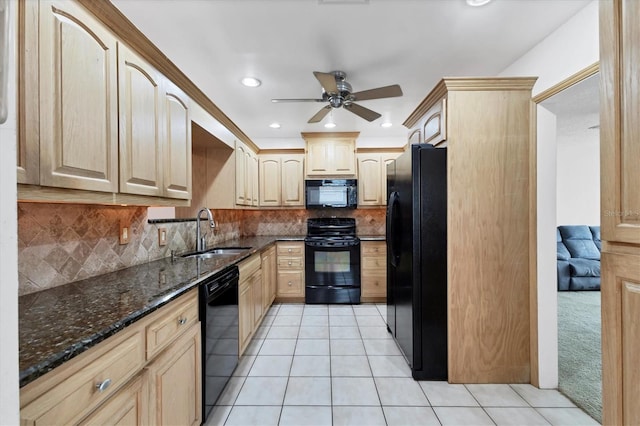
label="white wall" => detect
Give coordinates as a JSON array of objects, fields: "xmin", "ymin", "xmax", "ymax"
[
  {"xmin": 556, "ymin": 130, "xmax": 600, "ymax": 225},
  {"xmin": 499, "ymin": 0, "xmax": 599, "ymax": 389},
  {"xmin": 0, "ymin": 0, "xmax": 20, "ymax": 422}
]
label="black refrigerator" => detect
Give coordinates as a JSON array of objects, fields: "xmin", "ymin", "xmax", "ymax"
[{"xmin": 386, "ymin": 144, "xmax": 447, "ymax": 380}]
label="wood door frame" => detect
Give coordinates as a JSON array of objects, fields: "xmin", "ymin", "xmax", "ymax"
[{"xmin": 530, "ymin": 62, "xmax": 600, "ymax": 388}]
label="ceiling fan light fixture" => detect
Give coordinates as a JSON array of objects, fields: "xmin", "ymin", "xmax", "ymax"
[
  {"xmin": 269, "ymin": 122, "xmax": 281, "ymax": 129},
  {"xmin": 466, "ymin": 0, "xmax": 492, "ymax": 6},
  {"xmin": 241, "ymin": 76, "xmax": 261, "ymax": 87}
]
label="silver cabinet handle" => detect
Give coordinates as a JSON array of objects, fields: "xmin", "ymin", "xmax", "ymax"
[
  {"xmin": 96, "ymin": 378, "xmax": 112, "ymax": 393},
  {"xmin": 288, "ymin": 261, "xmax": 292, "ymax": 266},
  {"xmin": 178, "ymin": 317, "xmax": 187, "ymax": 325},
  {"xmin": 288, "ymin": 281, "xmax": 292, "ymax": 286}
]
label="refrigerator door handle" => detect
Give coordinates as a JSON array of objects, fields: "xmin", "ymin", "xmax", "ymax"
[{"xmin": 387, "ymin": 191, "xmax": 401, "ymax": 267}]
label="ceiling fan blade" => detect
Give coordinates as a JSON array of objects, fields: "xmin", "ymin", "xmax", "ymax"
[
  {"xmin": 308, "ymin": 105, "xmax": 332, "ymax": 123},
  {"xmin": 313, "ymin": 71, "xmax": 338, "ymax": 94},
  {"xmin": 351, "ymin": 84, "xmax": 403, "ymax": 101},
  {"xmin": 271, "ymin": 98, "xmax": 325, "ymax": 103},
  {"xmin": 344, "ymin": 103, "xmax": 381, "ymax": 122}
]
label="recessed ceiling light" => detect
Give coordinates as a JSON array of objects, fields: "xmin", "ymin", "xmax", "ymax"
[
  {"xmin": 241, "ymin": 77, "xmax": 261, "ymax": 87},
  {"xmin": 269, "ymin": 122, "xmax": 281, "ymax": 129},
  {"xmin": 380, "ymin": 122, "xmax": 393, "ymax": 128},
  {"xmin": 466, "ymin": 0, "xmax": 492, "ymax": 6},
  {"xmin": 324, "ymin": 122, "xmax": 337, "ymax": 129}
]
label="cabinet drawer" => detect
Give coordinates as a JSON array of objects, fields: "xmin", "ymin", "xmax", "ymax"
[
  {"xmin": 238, "ymin": 253, "xmax": 261, "ymax": 279},
  {"xmin": 277, "ymin": 242, "xmax": 304, "ymax": 256},
  {"xmin": 362, "ymin": 242, "xmax": 386, "ymax": 256},
  {"xmin": 78, "ymin": 373, "xmax": 147, "ymax": 426},
  {"xmin": 277, "ymin": 257, "xmax": 304, "ymax": 270},
  {"xmin": 21, "ymin": 329, "xmax": 145, "ymax": 425},
  {"xmin": 277, "ymin": 271, "xmax": 305, "ymax": 296},
  {"xmin": 146, "ymin": 290, "xmax": 199, "ymax": 360}
]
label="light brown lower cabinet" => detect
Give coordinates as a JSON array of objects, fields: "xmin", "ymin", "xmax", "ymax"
[
  {"xmin": 20, "ymin": 289, "xmax": 201, "ymax": 426},
  {"xmin": 276, "ymin": 242, "xmax": 305, "ymax": 302},
  {"xmin": 361, "ymin": 241, "xmax": 387, "ymax": 302},
  {"xmin": 238, "ymin": 251, "xmax": 273, "ymax": 356}
]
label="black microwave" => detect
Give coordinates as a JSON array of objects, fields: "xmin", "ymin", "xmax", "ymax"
[{"xmin": 305, "ymin": 179, "xmax": 358, "ymax": 209}]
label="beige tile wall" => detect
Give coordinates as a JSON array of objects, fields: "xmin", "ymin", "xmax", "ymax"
[{"xmin": 17, "ymin": 204, "xmax": 385, "ymax": 295}]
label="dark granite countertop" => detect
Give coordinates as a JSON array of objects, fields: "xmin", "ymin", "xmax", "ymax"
[{"xmin": 18, "ymin": 235, "xmax": 303, "ymax": 388}]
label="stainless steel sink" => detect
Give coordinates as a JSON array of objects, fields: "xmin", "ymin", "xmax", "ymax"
[{"xmin": 181, "ymin": 247, "xmax": 251, "ymax": 259}]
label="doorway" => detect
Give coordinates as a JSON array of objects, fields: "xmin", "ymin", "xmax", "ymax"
[{"xmin": 538, "ymin": 71, "xmax": 602, "ymax": 422}]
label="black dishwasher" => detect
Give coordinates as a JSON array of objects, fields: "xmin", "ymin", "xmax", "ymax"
[{"xmin": 200, "ymin": 265, "xmax": 239, "ymax": 423}]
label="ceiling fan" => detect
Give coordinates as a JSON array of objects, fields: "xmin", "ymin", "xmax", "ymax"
[{"xmin": 271, "ymin": 71, "xmax": 403, "ymax": 124}]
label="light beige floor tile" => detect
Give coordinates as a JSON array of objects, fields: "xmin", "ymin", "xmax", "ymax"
[
  {"xmin": 328, "ymin": 306, "xmax": 354, "ymax": 315},
  {"xmin": 253, "ymin": 325, "xmax": 270, "ymax": 339},
  {"xmin": 244, "ymin": 338, "xmax": 264, "ymax": 355},
  {"xmin": 329, "ymin": 326, "xmax": 360, "ymax": 339},
  {"xmin": 330, "ymin": 339, "xmax": 366, "ymax": 355},
  {"xmin": 284, "ymin": 377, "xmax": 331, "ymax": 406},
  {"xmin": 356, "ymin": 315, "xmax": 387, "ymax": 327},
  {"xmin": 536, "ymin": 408, "xmax": 600, "ymax": 426},
  {"xmin": 301, "ymin": 315, "xmax": 329, "ymax": 326},
  {"xmin": 419, "ymin": 381, "xmax": 479, "ymax": 406},
  {"xmin": 234, "ymin": 377, "xmax": 287, "ymax": 405},
  {"xmin": 368, "ymin": 355, "xmax": 412, "ymax": 377},
  {"xmin": 266, "ymin": 326, "xmax": 298, "ymax": 339},
  {"xmin": 332, "ymin": 406, "xmax": 386, "ymax": 425},
  {"xmin": 374, "ymin": 377, "xmax": 430, "ymax": 406},
  {"xmin": 433, "ymin": 406, "xmax": 495, "ymax": 426},
  {"xmin": 353, "ymin": 305, "xmax": 381, "ymax": 315},
  {"xmin": 383, "ymin": 406, "xmax": 441, "ymax": 426},
  {"xmin": 329, "ymin": 315, "xmax": 358, "ymax": 326},
  {"xmin": 295, "ymin": 339, "xmax": 330, "ymax": 355},
  {"xmin": 298, "ymin": 326, "xmax": 329, "ymax": 339},
  {"xmin": 510, "ymin": 384, "xmax": 576, "ymax": 407},
  {"xmin": 303, "ymin": 305, "xmax": 329, "ymax": 316},
  {"xmin": 466, "ymin": 384, "xmax": 529, "ymax": 407},
  {"xmin": 363, "ymin": 338, "xmax": 403, "ymax": 356},
  {"xmin": 359, "ymin": 326, "xmax": 393, "ymax": 339},
  {"xmin": 216, "ymin": 376, "xmax": 245, "ymax": 405},
  {"xmin": 279, "ymin": 406, "xmax": 332, "ymax": 426},
  {"xmin": 486, "ymin": 407, "xmax": 551, "ymax": 425},
  {"xmin": 204, "ymin": 404, "xmax": 232, "ymax": 426},
  {"xmin": 331, "ymin": 355, "xmax": 372, "ymax": 377},
  {"xmin": 232, "ymin": 355, "xmax": 256, "ymax": 377},
  {"xmin": 258, "ymin": 339, "xmax": 297, "ymax": 355},
  {"xmin": 272, "ymin": 315, "xmax": 302, "ymax": 327},
  {"xmin": 332, "ymin": 377, "xmax": 380, "ymax": 405},
  {"xmin": 248, "ymin": 355, "xmax": 292, "ymax": 376},
  {"xmin": 290, "ymin": 355, "xmax": 330, "ymax": 376},
  {"xmin": 225, "ymin": 405, "xmax": 281, "ymax": 426},
  {"xmin": 278, "ymin": 305, "xmax": 305, "ymax": 315},
  {"xmin": 261, "ymin": 315, "xmax": 275, "ymax": 326}
]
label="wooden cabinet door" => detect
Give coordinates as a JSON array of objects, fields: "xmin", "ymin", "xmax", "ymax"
[
  {"xmin": 600, "ymin": 1, "xmax": 640, "ymax": 423},
  {"xmin": 79, "ymin": 374, "xmax": 147, "ymax": 426},
  {"xmin": 306, "ymin": 140, "xmax": 331, "ymax": 176},
  {"xmin": 235, "ymin": 142, "xmax": 247, "ymax": 205},
  {"xmin": 259, "ymin": 156, "xmax": 281, "ymax": 206},
  {"xmin": 261, "ymin": 246, "xmax": 276, "ymax": 310},
  {"xmin": 118, "ymin": 45, "xmax": 163, "ymax": 197},
  {"xmin": 332, "ymin": 139, "xmax": 356, "ymax": 175},
  {"xmin": 281, "ymin": 155, "xmax": 305, "ymax": 206},
  {"xmin": 162, "ymin": 80, "xmax": 191, "ymax": 200},
  {"xmin": 238, "ymin": 280, "xmax": 253, "ymax": 355},
  {"xmin": 381, "ymin": 154, "xmax": 399, "ymax": 206},
  {"xmin": 146, "ymin": 323, "xmax": 201, "ymax": 426},
  {"xmin": 38, "ymin": 0, "xmax": 118, "ymax": 192},
  {"xmin": 251, "ymin": 269, "xmax": 263, "ymax": 329},
  {"xmin": 357, "ymin": 155, "xmax": 382, "ymax": 206}
]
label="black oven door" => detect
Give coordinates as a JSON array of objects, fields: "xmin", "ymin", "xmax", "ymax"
[{"xmin": 305, "ymin": 238, "xmax": 361, "ymax": 304}]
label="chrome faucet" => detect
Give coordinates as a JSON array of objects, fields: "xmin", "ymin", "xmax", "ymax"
[{"xmin": 196, "ymin": 207, "xmax": 216, "ymax": 252}]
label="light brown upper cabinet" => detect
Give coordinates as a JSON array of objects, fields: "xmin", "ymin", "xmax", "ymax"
[
  {"xmin": 33, "ymin": 0, "xmax": 119, "ymax": 192},
  {"xmin": 235, "ymin": 141, "xmax": 258, "ymax": 207},
  {"xmin": 356, "ymin": 150, "xmax": 402, "ymax": 206},
  {"xmin": 302, "ymin": 132, "xmax": 357, "ymax": 177},
  {"xmin": 259, "ymin": 152, "xmax": 305, "ymax": 207},
  {"xmin": 600, "ymin": 1, "xmax": 640, "ymax": 424},
  {"xmin": 18, "ymin": 0, "xmax": 192, "ymax": 205}
]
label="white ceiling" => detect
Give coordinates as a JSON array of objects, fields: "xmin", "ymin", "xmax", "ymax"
[{"xmin": 111, "ymin": 0, "xmax": 591, "ymax": 149}]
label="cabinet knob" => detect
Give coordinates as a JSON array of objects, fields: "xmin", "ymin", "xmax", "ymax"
[
  {"xmin": 288, "ymin": 248, "xmax": 292, "ymax": 253},
  {"xmin": 288, "ymin": 281, "xmax": 292, "ymax": 286},
  {"xmin": 178, "ymin": 317, "xmax": 187, "ymax": 325},
  {"xmin": 288, "ymin": 261, "xmax": 292, "ymax": 266},
  {"xmin": 96, "ymin": 378, "xmax": 112, "ymax": 393}
]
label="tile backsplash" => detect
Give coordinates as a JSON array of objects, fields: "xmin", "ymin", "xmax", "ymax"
[{"xmin": 17, "ymin": 203, "xmax": 385, "ymax": 295}]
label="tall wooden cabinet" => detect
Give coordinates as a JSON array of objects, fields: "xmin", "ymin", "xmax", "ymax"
[
  {"xmin": 600, "ymin": 1, "xmax": 640, "ymax": 424},
  {"xmin": 404, "ymin": 78, "xmax": 536, "ymax": 384}
]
